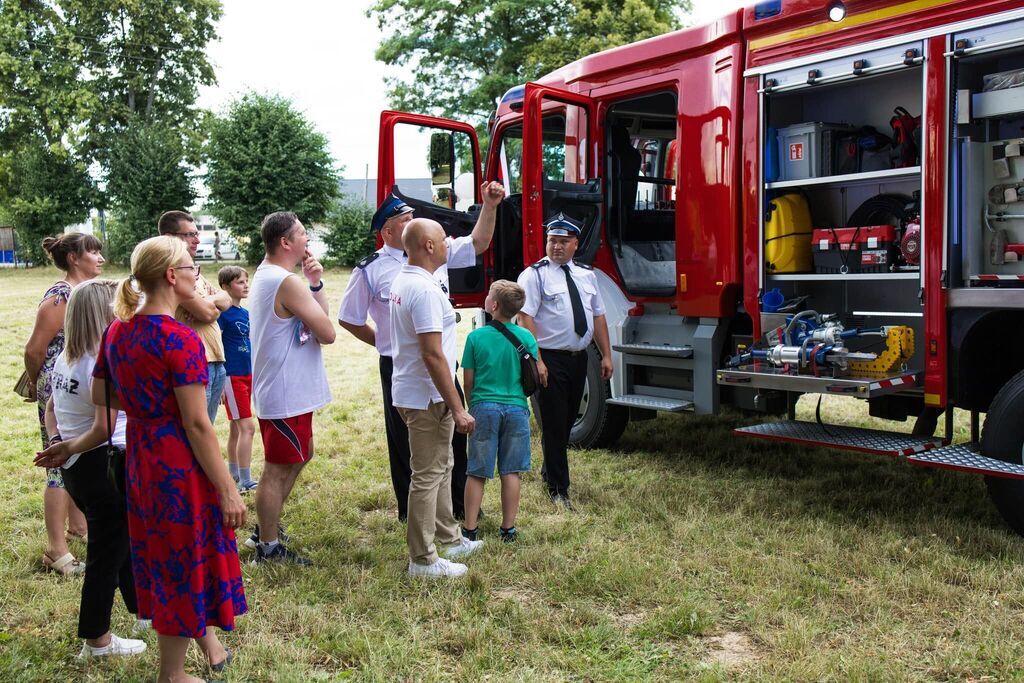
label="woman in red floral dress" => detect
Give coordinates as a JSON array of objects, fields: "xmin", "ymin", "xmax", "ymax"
[{"xmin": 94, "ymin": 235, "xmax": 247, "ymax": 683}]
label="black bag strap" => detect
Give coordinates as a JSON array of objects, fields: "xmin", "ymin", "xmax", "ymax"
[
  {"xmin": 100, "ymin": 324, "xmax": 114, "ymax": 450},
  {"xmin": 488, "ymin": 319, "xmax": 531, "ymax": 357}
]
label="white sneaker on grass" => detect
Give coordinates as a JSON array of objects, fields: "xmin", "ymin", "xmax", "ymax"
[
  {"xmin": 78, "ymin": 633, "xmax": 147, "ymax": 658},
  {"xmin": 445, "ymin": 535, "xmax": 483, "ymax": 559},
  {"xmin": 408, "ymin": 557, "xmax": 468, "ymax": 578}
]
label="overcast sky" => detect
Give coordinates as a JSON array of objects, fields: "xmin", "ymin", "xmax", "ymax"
[{"xmin": 196, "ymin": 0, "xmax": 747, "ymax": 185}]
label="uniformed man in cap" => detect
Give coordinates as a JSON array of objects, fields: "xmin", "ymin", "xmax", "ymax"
[
  {"xmin": 516, "ymin": 213, "xmax": 613, "ymax": 509},
  {"xmin": 338, "ymin": 183, "xmax": 505, "ymax": 520}
]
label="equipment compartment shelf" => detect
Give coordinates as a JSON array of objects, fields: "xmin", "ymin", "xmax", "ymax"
[
  {"xmin": 717, "ymin": 365, "xmax": 922, "ymax": 398},
  {"xmin": 972, "ymin": 86, "xmax": 1024, "ymax": 119},
  {"xmin": 767, "ymin": 272, "xmax": 920, "ymax": 282},
  {"xmin": 765, "ymin": 166, "xmax": 921, "ymax": 190}
]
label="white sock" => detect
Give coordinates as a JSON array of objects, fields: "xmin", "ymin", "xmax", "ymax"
[{"xmin": 259, "ymin": 539, "xmax": 279, "ymax": 553}]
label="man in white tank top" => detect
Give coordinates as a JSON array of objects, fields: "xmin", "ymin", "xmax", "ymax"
[{"xmin": 248, "ymin": 211, "xmax": 336, "ymax": 566}]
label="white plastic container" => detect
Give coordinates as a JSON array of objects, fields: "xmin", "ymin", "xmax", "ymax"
[{"xmin": 777, "ymin": 122, "xmax": 850, "ymax": 181}]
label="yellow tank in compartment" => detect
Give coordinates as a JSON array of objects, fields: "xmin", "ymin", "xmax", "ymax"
[
  {"xmin": 848, "ymin": 326, "xmax": 915, "ymax": 375},
  {"xmin": 764, "ymin": 193, "xmax": 813, "ymax": 273}
]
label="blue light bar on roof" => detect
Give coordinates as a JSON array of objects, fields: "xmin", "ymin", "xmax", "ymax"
[{"xmin": 755, "ymin": 0, "xmax": 782, "ymax": 19}]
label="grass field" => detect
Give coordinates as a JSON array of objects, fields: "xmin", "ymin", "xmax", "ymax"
[{"xmin": 2, "ymin": 265, "xmax": 1023, "ymax": 682}]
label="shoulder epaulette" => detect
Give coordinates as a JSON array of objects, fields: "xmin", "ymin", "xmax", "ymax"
[
  {"xmin": 530, "ymin": 259, "xmax": 549, "ymax": 269},
  {"xmin": 355, "ymin": 252, "xmax": 380, "ymax": 269},
  {"xmin": 572, "ymin": 259, "xmax": 593, "ymax": 270}
]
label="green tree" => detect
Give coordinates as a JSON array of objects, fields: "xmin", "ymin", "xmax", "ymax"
[
  {"xmin": 369, "ymin": 0, "xmax": 690, "ymax": 126},
  {"xmin": 321, "ymin": 196, "xmax": 376, "ymax": 267},
  {"xmin": 6, "ymin": 139, "xmax": 92, "ymax": 264},
  {"xmin": 104, "ymin": 119, "xmax": 196, "ymax": 263},
  {"xmin": 206, "ymin": 93, "xmax": 340, "ymax": 263}
]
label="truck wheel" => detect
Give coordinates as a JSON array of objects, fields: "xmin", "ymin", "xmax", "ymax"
[
  {"xmin": 569, "ymin": 346, "xmax": 629, "ymax": 449},
  {"xmin": 981, "ymin": 369, "xmax": 1024, "ymax": 536}
]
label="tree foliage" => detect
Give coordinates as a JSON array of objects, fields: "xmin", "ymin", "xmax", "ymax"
[
  {"xmin": 206, "ymin": 93, "xmax": 340, "ymax": 264},
  {"xmin": 321, "ymin": 196, "xmax": 376, "ymax": 267},
  {"xmin": 6, "ymin": 139, "xmax": 92, "ymax": 264},
  {"xmin": 369, "ymin": 0, "xmax": 691, "ymax": 126},
  {"xmin": 104, "ymin": 119, "xmax": 196, "ymax": 263}
]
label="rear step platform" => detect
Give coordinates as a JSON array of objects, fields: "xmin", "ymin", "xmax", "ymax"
[
  {"xmin": 735, "ymin": 420, "xmax": 941, "ymax": 457},
  {"xmin": 908, "ymin": 445, "xmax": 1024, "ymax": 480},
  {"xmin": 607, "ymin": 394, "xmax": 694, "ymax": 412}
]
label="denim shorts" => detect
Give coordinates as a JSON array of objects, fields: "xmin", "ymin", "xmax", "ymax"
[{"xmin": 467, "ymin": 402, "xmax": 531, "ymax": 479}]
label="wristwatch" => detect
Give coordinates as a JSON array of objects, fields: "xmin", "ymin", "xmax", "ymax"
[{"xmin": 309, "ymin": 280, "xmax": 325, "ymax": 292}]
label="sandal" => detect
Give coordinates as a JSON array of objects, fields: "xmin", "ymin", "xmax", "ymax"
[
  {"xmin": 42, "ymin": 551, "xmax": 84, "ymax": 576},
  {"xmin": 67, "ymin": 530, "xmax": 88, "ymax": 543},
  {"xmin": 209, "ymin": 648, "xmax": 233, "ymax": 673}
]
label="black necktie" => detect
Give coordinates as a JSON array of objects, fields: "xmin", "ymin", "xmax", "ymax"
[{"xmin": 561, "ymin": 264, "xmax": 587, "ymax": 337}]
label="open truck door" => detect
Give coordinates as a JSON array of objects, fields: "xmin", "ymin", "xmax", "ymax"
[
  {"xmin": 521, "ymin": 83, "xmax": 602, "ymax": 265},
  {"xmin": 377, "ymin": 111, "xmax": 486, "ymax": 306}
]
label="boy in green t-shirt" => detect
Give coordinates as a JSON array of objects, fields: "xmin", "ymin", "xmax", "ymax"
[{"xmin": 461, "ymin": 280, "xmax": 538, "ymax": 543}]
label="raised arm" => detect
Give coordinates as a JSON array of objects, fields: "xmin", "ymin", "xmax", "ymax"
[
  {"xmin": 279, "ymin": 275, "xmax": 336, "ymax": 345},
  {"xmin": 469, "ymin": 181, "xmax": 506, "ymax": 254}
]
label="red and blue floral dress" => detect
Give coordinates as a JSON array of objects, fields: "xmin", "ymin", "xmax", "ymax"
[{"xmin": 94, "ymin": 314, "xmax": 247, "ymax": 638}]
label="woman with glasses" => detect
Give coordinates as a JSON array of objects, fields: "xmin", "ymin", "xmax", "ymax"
[
  {"xmin": 24, "ymin": 233, "xmax": 105, "ymax": 575},
  {"xmin": 94, "ymin": 236, "xmax": 247, "ymax": 682},
  {"xmin": 36, "ymin": 279, "xmax": 146, "ymax": 659}
]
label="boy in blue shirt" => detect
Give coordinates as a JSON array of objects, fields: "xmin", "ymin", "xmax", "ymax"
[
  {"xmin": 217, "ymin": 266, "xmax": 257, "ymax": 492},
  {"xmin": 461, "ymin": 280, "xmax": 538, "ymax": 543}
]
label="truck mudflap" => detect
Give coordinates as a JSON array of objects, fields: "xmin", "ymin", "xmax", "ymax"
[{"xmin": 717, "ymin": 365, "xmax": 922, "ymax": 399}]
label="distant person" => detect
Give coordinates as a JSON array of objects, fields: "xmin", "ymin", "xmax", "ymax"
[
  {"xmin": 460, "ymin": 280, "xmax": 537, "ymax": 543},
  {"xmin": 95, "ymin": 235, "xmax": 246, "ymax": 681},
  {"xmin": 158, "ymin": 210, "xmax": 231, "ymax": 424},
  {"xmin": 24, "ymin": 233, "xmax": 103, "ymax": 575},
  {"xmin": 248, "ymin": 212, "xmax": 335, "ymax": 565},
  {"xmin": 35, "ymin": 279, "xmax": 145, "ymax": 658},
  {"xmin": 390, "ymin": 218, "xmax": 482, "ymax": 578},
  {"xmin": 217, "ymin": 266, "xmax": 257, "ymax": 493},
  {"xmin": 338, "ymin": 183, "xmax": 504, "ymax": 522},
  {"xmin": 214, "ymin": 230, "xmax": 222, "ymax": 262},
  {"xmin": 517, "ymin": 214, "xmax": 613, "ymax": 510}
]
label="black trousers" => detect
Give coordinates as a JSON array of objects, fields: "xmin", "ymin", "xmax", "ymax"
[
  {"xmin": 60, "ymin": 445, "xmax": 137, "ymax": 640},
  {"xmin": 379, "ymin": 356, "xmax": 467, "ymax": 520},
  {"xmin": 536, "ymin": 349, "xmax": 589, "ymax": 496}
]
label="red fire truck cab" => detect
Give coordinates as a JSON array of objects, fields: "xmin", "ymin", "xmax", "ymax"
[{"xmin": 377, "ymin": 0, "xmax": 1024, "ymax": 534}]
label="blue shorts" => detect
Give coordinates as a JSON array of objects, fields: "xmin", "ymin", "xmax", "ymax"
[{"xmin": 467, "ymin": 402, "xmax": 531, "ymax": 479}]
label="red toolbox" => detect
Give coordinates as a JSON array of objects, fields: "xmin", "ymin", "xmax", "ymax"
[{"xmin": 811, "ymin": 225, "xmax": 899, "ymax": 274}]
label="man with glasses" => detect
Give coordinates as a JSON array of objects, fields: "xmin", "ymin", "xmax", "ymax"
[{"xmin": 158, "ymin": 210, "xmax": 232, "ymax": 424}]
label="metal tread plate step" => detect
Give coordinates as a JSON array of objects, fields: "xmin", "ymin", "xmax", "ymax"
[
  {"xmin": 718, "ymin": 365, "xmax": 922, "ymax": 398},
  {"xmin": 613, "ymin": 343, "xmax": 693, "ymax": 358},
  {"xmin": 607, "ymin": 394, "xmax": 694, "ymax": 412},
  {"xmin": 908, "ymin": 445, "xmax": 1024, "ymax": 480},
  {"xmin": 735, "ymin": 420, "xmax": 941, "ymax": 457}
]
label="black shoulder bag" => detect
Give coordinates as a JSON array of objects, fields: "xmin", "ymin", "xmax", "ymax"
[
  {"xmin": 488, "ymin": 320, "xmax": 540, "ymax": 397},
  {"xmin": 99, "ymin": 325, "xmax": 126, "ymax": 497}
]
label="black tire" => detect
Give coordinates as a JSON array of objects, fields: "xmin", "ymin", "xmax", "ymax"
[
  {"xmin": 981, "ymin": 368, "xmax": 1024, "ymax": 536},
  {"xmin": 569, "ymin": 345, "xmax": 629, "ymax": 449}
]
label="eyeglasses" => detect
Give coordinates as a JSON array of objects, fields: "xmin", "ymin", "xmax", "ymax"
[
  {"xmin": 172, "ymin": 264, "xmax": 201, "ymax": 279},
  {"xmin": 173, "ymin": 231, "xmax": 200, "ymax": 239}
]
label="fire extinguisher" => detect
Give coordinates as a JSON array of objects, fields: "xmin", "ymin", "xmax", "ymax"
[{"xmin": 901, "ymin": 215, "xmax": 921, "ymax": 266}]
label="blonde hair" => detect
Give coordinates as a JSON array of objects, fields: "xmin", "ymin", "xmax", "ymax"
[
  {"xmin": 64, "ymin": 279, "xmax": 118, "ymax": 364},
  {"xmin": 490, "ymin": 279, "xmax": 526, "ymax": 319},
  {"xmin": 114, "ymin": 236, "xmax": 189, "ymax": 321}
]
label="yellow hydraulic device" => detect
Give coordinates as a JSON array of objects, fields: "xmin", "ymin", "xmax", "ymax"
[{"xmin": 847, "ymin": 326, "xmax": 914, "ymax": 374}]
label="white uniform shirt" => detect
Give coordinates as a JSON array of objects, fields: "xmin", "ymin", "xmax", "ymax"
[
  {"xmin": 249, "ymin": 262, "xmax": 332, "ymax": 419},
  {"xmin": 389, "ymin": 264, "xmax": 458, "ymax": 409},
  {"xmin": 517, "ymin": 259, "xmax": 606, "ymax": 352},
  {"xmin": 51, "ymin": 351, "xmax": 127, "ymax": 469},
  {"xmin": 338, "ymin": 236, "xmax": 477, "ymax": 357}
]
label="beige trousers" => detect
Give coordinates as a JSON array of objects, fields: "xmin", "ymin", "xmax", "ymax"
[{"xmin": 398, "ymin": 402, "xmax": 460, "ymax": 565}]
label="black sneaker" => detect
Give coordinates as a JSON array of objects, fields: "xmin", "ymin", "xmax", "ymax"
[
  {"xmin": 251, "ymin": 543, "xmax": 312, "ymax": 566},
  {"xmin": 500, "ymin": 527, "xmax": 518, "ymax": 543},
  {"xmin": 244, "ymin": 524, "xmax": 290, "ymax": 550}
]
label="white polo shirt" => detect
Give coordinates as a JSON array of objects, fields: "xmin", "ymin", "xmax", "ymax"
[
  {"xmin": 517, "ymin": 259, "xmax": 606, "ymax": 351},
  {"xmin": 389, "ymin": 264, "xmax": 458, "ymax": 409},
  {"xmin": 338, "ymin": 236, "xmax": 476, "ymax": 358}
]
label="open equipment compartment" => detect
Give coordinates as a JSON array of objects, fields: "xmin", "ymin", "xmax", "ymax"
[
  {"xmin": 949, "ymin": 18, "xmax": 1024, "ymax": 287},
  {"xmin": 720, "ymin": 40, "xmax": 927, "ymax": 399}
]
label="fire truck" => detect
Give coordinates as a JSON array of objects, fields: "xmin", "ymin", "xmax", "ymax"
[{"xmin": 376, "ymin": 0, "xmax": 1024, "ymax": 534}]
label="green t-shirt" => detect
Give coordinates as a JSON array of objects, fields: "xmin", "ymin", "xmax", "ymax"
[{"xmin": 461, "ymin": 323, "xmax": 539, "ymax": 409}]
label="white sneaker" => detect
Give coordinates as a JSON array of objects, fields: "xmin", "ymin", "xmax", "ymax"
[
  {"xmin": 408, "ymin": 557, "xmax": 468, "ymax": 578},
  {"xmin": 133, "ymin": 619, "xmax": 152, "ymax": 633},
  {"xmin": 78, "ymin": 633, "xmax": 147, "ymax": 658},
  {"xmin": 445, "ymin": 535, "xmax": 483, "ymax": 559}
]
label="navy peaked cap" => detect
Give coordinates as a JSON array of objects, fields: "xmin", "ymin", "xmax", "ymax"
[
  {"xmin": 544, "ymin": 212, "xmax": 582, "ymax": 237},
  {"xmin": 371, "ymin": 194, "xmax": 414, "ymax": 232}
]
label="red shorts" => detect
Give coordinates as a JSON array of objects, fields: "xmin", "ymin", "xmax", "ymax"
[
  {"xmin": 222, "ymin": 375, "xmax": 252, "ymax": 421},
  {"xmin": 259, "ymin": 413, "xmax": 314, "ymax": 465}
]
